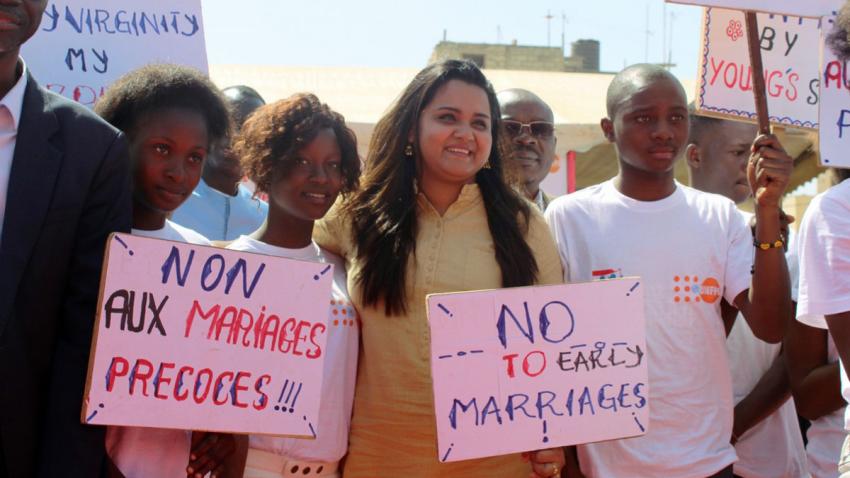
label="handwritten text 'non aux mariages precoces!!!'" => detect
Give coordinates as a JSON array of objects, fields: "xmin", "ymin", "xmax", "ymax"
[
  {"xmin": 447, "ymin": 300, "xmax": 646, "ymax": 431},
  {"xmin": 100, "ymin": 245, "xmax": 326, "ymax": 410}
]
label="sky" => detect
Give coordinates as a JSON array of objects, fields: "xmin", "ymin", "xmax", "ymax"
[{"xmin": 202, "ymin": 0, "xmax": 705, "ymax": 80}]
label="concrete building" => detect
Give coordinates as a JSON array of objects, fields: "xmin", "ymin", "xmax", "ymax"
[{"xmin": 429, "ymin": 39, "xmax": 602, "ymax": 73}]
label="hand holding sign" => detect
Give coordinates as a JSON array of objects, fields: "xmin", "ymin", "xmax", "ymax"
[
  {"xmin": 83, "ymin": 233, "xmax": 333, "ymax": 437},
  {"xmin": 427, "ymin": 278, "xmax": 648, "ymax": 463},
  {"xmin": 748, "ymin": 134, "xmax": 794, "ymax": 208}
]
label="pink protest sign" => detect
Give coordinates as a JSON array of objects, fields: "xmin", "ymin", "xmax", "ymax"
[
  {"xmin": 82, "ymin": 233, "xmax": 332, "ymax": 437},
  {"xmin": 695, "ymin": 7, "xmax": 826, "ymax": 129},
  {"xmin": 667, "ymin": 0, "xmax": 835, "ymax": 17},
  {"xmin": 427, "ymin": 278, "xmax": 648, "ymax": 463}
]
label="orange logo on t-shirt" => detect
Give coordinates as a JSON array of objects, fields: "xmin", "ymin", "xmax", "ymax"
[{"xmin": 673, "ymin": 275, "xmax": 721, "ymax": 304}]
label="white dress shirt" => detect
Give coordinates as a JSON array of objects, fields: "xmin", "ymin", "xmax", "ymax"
[{"xmin": 0, "ymin": 60, "xmax": 29, "ymax": 246}]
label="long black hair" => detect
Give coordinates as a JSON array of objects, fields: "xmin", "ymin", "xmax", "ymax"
[{"xmin": 345, "ymin": 59, "xmax": 538, "ymax": 316}]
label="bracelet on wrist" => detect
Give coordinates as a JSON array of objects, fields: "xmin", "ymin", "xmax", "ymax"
[{"xmin": 753, "ymin": 238, "xmax": 784, "ymax": 250}]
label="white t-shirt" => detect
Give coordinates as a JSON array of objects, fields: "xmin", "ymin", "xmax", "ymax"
[
  {"xmin": 545, "ymin": 180, "xmax": 751, "ymax": 478},
  {"xmin": 726, "ymin": 222, "xmax": 807, "ymax": 478},
  {"xmin": 227, "ymin": 235, "xmax": 359, "ymax": 463},
  {"xmin": 797, "ymin": 179, "xmax": 850, "ymax": 431},
  {"xmin": 806, "ymin": 333, "xmax": 846, "ymax": 478},
  {"xmin": 106, "ymin": 220, "xmax": 210, "ymax": 478}
]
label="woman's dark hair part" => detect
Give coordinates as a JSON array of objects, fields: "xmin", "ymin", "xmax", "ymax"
[
  {"xmin": 234, "ymin": 93, "xmax": 360, "ymax": 196},
  {"xmin": 347, "ymin": 59, "xmax": 538, "ymax": 316},
  {"xmin": 95, "ymin": 63, "xmax": 231, "ymax": 145}
]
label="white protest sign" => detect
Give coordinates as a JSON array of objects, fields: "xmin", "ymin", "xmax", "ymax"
[
  {"xmin": 695, "ymin": 7, "xmax": 825, "ymax": 129},
  {"xmin": 22, "ymin": 0, "xmax": 207, "ymax": 107},
  {"xmin": 427, "ymin": 278, "xmax": 648, "ymax": 463},
  {"xmin": 667, "ymin": 0, "xmax": 837, "ymax": 18},
  {"xmin": 819, "ymin": 10, "xmax": 850, "ymax": 169},
  {"xmin": 83, "ymin": 233, "xmax": 332, "ymax": 437}
]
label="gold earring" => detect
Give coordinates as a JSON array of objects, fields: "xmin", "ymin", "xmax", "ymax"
[
  {"xmin": 404, "ymin": 144, "xmax": 414, "ymax": 157},
  {"xmin": 483, "ymin": 160, "xmax": 492, "ymax": 169}
]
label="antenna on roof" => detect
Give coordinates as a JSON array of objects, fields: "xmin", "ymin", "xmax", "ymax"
[
  {"xmin": 561, "ymin": 12, "xmax": 568, "ymax": 53},
  {"xmin": 545, "ymin": 10, "xmax": 554, "ymax": 46},
  {"xmin": 644, "ymin": 2, "xmax": 653, "ymax": 62}
]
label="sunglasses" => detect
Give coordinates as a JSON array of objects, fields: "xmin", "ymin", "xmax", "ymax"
[{"xmin": 502, "ymin": 120, "xmax": 555, "ymax": 139}]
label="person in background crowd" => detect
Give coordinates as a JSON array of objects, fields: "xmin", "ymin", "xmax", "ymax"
[
  {"xmin": 497, "ymin": 88, "xmax": 558, "ymax": 211},
  {"xmin": 0, "ymin": 1, "xmax": 133, "ymax": 476},
  {"xmin": 95, "ymin": 64, "xmax": 242, "ymax": 478},
  {"xmin": 172, "ymin": 85, "xmax": 268, "ymax": 241},
  {"xmin": 687, "ymin": 111, "xmax": 808, "ymax": 478},
  {"xmin": 546, "ymin": 63, "xmax": 793, "ymax": 478},
  {"xmin": 787, "ymin": 165, "xmax": 849, "ymax": 478},
  {"xmin": 795, "ymin": 3, "xmax": 850, "ymax": 476},
  {"xmin": 314, "ymin": 59, "xmax": 566, "ymax": 477},
  {"xmin": 227, "ymin": 93, "xmax": 360, "ymax": 478}
]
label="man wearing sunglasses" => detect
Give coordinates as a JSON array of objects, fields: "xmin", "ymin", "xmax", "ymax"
[{"xmin": 497, "ymin": 88, "xmax": 558, "ymax": 211}]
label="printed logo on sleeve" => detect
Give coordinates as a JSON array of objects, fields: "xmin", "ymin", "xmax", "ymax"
[
  {"xmin": 591, "ymin": 268, "xmax": 622, "ymax": 281},
  {"xmin": 673, "ymin": 275, "xmax": 721, "ymax": 304}
]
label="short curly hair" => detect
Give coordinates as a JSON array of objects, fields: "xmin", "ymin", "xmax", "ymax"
[
  {"xmin": 95, "ymin": 64, "xmax": 231, "ymax": 147},
  {"xmin": 828, "ymin": 3, "xmax": 850, "ymax": 61},
  {"xmin": 234, "ymin": 93, "xmax": 360, "ymax": 195}
]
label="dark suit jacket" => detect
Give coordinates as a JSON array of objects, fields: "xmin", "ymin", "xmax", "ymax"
[{"xmin": 0, "ymin": 73, "xmax": 131, "ymax": 477}]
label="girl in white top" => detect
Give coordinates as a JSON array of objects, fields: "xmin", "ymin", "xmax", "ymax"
[
  {"xmin": 228, "ymin": 93, "xmax": 361, "ymax": 478},
  {"xmin": 94, "ymin": 64, "xmax": 237, "ymax": 478}
]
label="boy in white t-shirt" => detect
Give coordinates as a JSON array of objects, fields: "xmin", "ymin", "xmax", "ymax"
[
  {"xmin": 788, "ymin": 171, "xmax": 850, "ymax": 478},
  {"xmin": 794, "ymin": 8, "xmax": 850, "ymax": 477},
  {"xmin": 545, "ymin": 64, "xmax": 793, "ymax": 478},
  {"xmin": 796, "ymin": 174, "xmax": 850, "ymax": 477},
  {"xmin": 686, "ymin": 112, "xmax": 807, "ymax": 478}
]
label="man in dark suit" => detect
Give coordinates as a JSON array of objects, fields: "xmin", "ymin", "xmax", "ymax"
[{"xmin": 0, "ymin": 2, "xmax": 131, "ymax": 477}]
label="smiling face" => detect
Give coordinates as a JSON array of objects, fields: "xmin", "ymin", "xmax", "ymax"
[
  {"xmin": 130, "ymin": 107, "xmax": 209, "ymax": 224},
  {"xmin": 604, "ymin": 77, "xmax": 689, "ymax": 177},
  {"xmin": 0, "ymin": 0, "xmax": 46, "ymax": 55},
  {"xmin": 416, "ymin": 79, "xmax": 492, "ymax": 189},
  {"xmin": 500, "ymin": 95, "xmax": 557, "ymax": 197},
  {"xmin": 688, "ymin": 119, "xmax": 757, "ymax": 204},
  {"xmin": 267, "ymin": 128, "xmax": 343, "ymax": 224}
]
